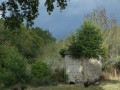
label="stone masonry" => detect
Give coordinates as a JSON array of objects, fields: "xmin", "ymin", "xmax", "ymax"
[{"xmin": 65, "ymin": 55, "xmax": 102, "ymax": 83}]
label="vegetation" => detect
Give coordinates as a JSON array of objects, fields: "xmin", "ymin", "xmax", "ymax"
[
  {"xmin": 0, "ymin": 6, "xmax": 120, "ymax": 90},
  {"xmin": 32, "ymin": 27, "xmax": 56, "ymax": 45},
  {"xmin": 68, "ymin": 21, "xmax": 103, "ymax": 58},
  {"xmin": 31, "ymin": 60, "xmax": 50, "ymax": 79},
  {"xmin": 31, "ymin": 60, "xmax": 50, "ymax": 85},
  {"xmin": 1, "ymin": 79, "xmax": 120, "ymax": 90},
  {"xmin": 0, "ymin": 46, "xmax": 27, "ymax": 86},
  {"xmin": 0, "ymin": 19, "xmax": 57, "ymax": 86},
  {"xmin": 25, "ymin": 80, "xmax": 120, "ymax": 90},
  {"xmin": 59, "ymin": 48, "xmax": 66, "ymax": 58},
  {"xmin": 85, "ymin": 8, "xmax": 120, "ymax": 78},
  {"xmin": 0, "ymin": 0, "xmax": 68, "ymax": 30}
]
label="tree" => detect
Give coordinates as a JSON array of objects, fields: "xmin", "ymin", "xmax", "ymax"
[
  {"xmin": 0, "ymin": 20, "xmax": 44, "ymax": 63},
  {"xmin": 31, "ymin": 60, "xmax": 50, "ymax": 78},
  {"xmin": 0, "ymin": 0, "xmax": 68, "ymax": 30},
  {"xmin": 68, "ymin": 21, "xmax": 103, "ymax": 58},
  {"xmin": 32, "ymin": 27, "xmax": 56, "ymax": 45},
  {"xmin": 0, "ymin": 45, "xmax": 27, "ymax": 86},
  {"xmin": 84, "ymin": 8, "xmax": 117, "ymax": 29}
]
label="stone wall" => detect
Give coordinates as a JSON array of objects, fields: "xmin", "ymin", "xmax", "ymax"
[{"xmin": 65, "ymin": 55, "xmax": 102, "ymax": 83}]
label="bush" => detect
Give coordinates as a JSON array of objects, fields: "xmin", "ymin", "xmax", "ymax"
[
  {"xmin": 59, "ymin": 48, "xmax": 66, "ymax": 58},
  {"xmin": 0, "ymin": 71, "xmax": 15, "ymax": 86},
  {"xmin": 50, "ymin": 69, "xmax": 68, "ymax": 83},
  {"xmin": 32, "ymin": 77, "xmax": 52, "ymax": 86},
  {"xmin": 114, "ymin": 57, "xmax": 120, "ymax": 71},
  {"xmin": 6, "ymin": 49, "xmax": 27, "ymax": 80},
  {"xmin": 68, "ymin": 21, "xmax": 103, "ymax": 58},
  {"xmin": 31, "ymin": 60, "xmax": 51, "ymax": 86},
  {"xmin": 0, "ymin": 46, "xmax": 27, "ymax": 86},
  {"xmin": 102, "ymin": 43, "xmax": 109, "ymax": 58},
  {"xmin": 0, "ymin": 45, "xmax": 8, "ymax": 72}
]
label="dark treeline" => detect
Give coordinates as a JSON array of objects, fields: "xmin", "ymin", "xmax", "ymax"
[
  {"xmin": 0, "ymin": 19, "xmax": 56, "ymax": 63},
  {"xmin": 0, "ymin": 19, "xmax": 60, "ymax": 86}
]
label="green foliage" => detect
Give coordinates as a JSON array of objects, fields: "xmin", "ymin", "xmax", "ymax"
[
  {"xmin": 102, "ymin": 27, "xmax": 120, "ymax": 59},
  {"xmin": 0, "ymin": 71, "xmax": 15, "ymax": 86},
  {"xmin": 4, "ymin": 27, "xmax": 44, "ymax": 60},
  {"xmin": 0, "ymin": 20, "xmax": 59, "ymax": 86},
  {"xmin": 39, "ymin": 41, "xmax": 65, "ymax": 73},
  {"xmin": 0, "ymin": 0, "xmax": 68, "ymax": 30},
  {"xmin": 32, "ymin": 78, "xmax": 52, "ymax": 86},
  {"xmin": 31, "ymin": 60, "xmax": 50, "ymax": 80},
  {"xmin": 0, "ymin": 0, "xmax": 39, "ymax": 30},
  {"xmin": 45, "ymin": 0, "xmax": 68, "ymax": 14},
  {"xmin": 0, "ymin": 21, "xmax": 56, "ymax": 63},
  {"xmin": 0, "ymin": 45, "xmax": 7, "ymax": 70},
  {"xmin": 5, "ymin": 49, "xmax": 27, "ymax": 81},
  {"xmin": 50, "ymin": 69, "xmax": 68, "ymax": 83},
  {"xmin": 0, "ymin": 46, "xmax": 27, "ymax": 86},
  {"xmin": 59, "ymin": 48, "xmax": 66, "ymax": 58},
  {"xmin": 102, "ymin": 56, "xmax": 120, "ymax": 72},
  {"xmin": 31, "ymin": 60, "xmax": 51, "ymax": 86},
  {"xmin": 31, "ymin": 68, "xmax": 67, "ymax": 86},
  {"xmin": 32, "ymin": 27, "xmax": 56, "ymax": 45},
  {"xmin": 102, "ymin": 43, "xmax": 109, "ymax": 58},
  {"xmin": 115, "ymin": 57, "xmax": 120, "ymax": 70},
  {"xmin": 68, "ymin": 21, "xmax": 103, "ymax": 58}
]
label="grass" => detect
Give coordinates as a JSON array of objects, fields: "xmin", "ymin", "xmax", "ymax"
[
  {"xmin": 1, "ymin": 79, "xmax": 120, "ymax": 90},
  {"xmin": 25, "ymin": 80, "xmax": 120, "ymax": 90}
]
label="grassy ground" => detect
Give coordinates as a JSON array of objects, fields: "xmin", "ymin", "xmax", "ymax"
[
  {"xmin": 1, "ymin": 79, "xmax": 120, "ymax": 90},
  {"xmin": 25, "ymin": 80, "xmax": 120, "ymax": 90}
]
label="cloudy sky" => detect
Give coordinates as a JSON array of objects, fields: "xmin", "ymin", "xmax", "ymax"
[
  {"xmin": 34, "ymin": 0, "xmax": 120, "ymax": 39},
  {"xmin": 0, "ymin": 0, "xmax": 120, "ymax": 39}
]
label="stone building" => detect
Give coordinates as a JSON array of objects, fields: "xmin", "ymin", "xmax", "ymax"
[{"xmin": 64, "ymin": 55, "xmax": 102, "ymax": 83}]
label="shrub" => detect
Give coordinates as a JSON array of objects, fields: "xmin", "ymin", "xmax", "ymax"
[
  {"xmin": 0, "ymin": 71, "xmax": 15, "ymax": 86},
  {"xmin": 0, "ymin": 46, "xmax": 27, "ymax": 86},
  {"xmin": 68, "ymin": 21, "xmax": 103, "ymax": 58},
  {"xmin": 114, "ymin": 57, "xmax": 120, "ymax": 71},
  {"xmin": 6, "ymin": 49, "xmax": 27, "ymax": 80},
  {"xmin": 31, "ymin": 60, "xmax": 51, "ymax": 85},
  {"xmin": 50, "ymin": 69, "xmax": 68, "ymax": 83},
  {"xmin": 59, "ymin": 48, "xmax": 66, "ymax": 58},
  {"xmin": 102, "ymin": 43, "xmax": 109, "ymax": 58}
]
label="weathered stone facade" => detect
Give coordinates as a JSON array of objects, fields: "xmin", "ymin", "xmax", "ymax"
[{"xmin": 65, "ymin": 55, "xmax": 102, "ymax": 83}]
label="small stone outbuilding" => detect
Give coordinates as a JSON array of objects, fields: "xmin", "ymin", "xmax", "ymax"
[{"xmin": 65, "ymin": 55, "xmax": 102, "ymax": 83}]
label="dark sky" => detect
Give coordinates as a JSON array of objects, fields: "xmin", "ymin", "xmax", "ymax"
[
  {"xmin": 33, "ymin": 0, "xmax": 120, "ymax": 39},
  {"xmin": 0, "ymin": 0, "xmax": 120, "ymax": 39}
]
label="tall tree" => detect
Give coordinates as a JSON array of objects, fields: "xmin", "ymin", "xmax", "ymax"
[
  {"xmin": 68, "ymin": 21, "xmax": 103, "ymax": 58},
  {"xmin": 0, "ymin": 0, "xmax": 68, "ymax": 30}
]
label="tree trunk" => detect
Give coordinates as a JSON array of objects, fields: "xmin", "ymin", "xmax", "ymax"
[{"xmin": 115, "ymin": 68, "xmax": 117, "ymax": 77}]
